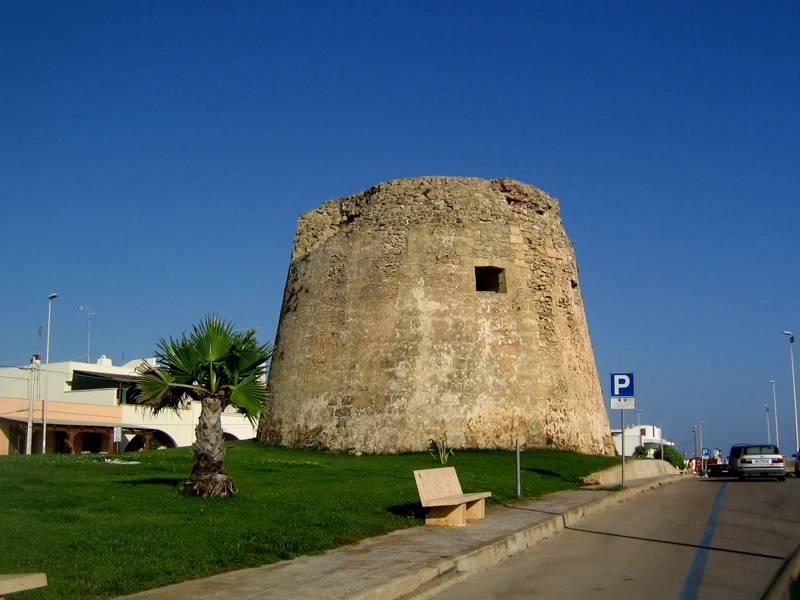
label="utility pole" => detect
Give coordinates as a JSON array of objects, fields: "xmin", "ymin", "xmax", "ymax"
[
  {"xmin": 78, "ymin": 304, "xmax": 95, "ymax": 363},
  {"xmin": 764, "ymin": 405, "xmax": 772, "ymax": 444},
  {"xmin": 22, "ymin": 355, "xmax": 40, "ymax": 454},
  {"xmin": 770, "ymin": 380, "xmax": 780, "ymax": 450}
]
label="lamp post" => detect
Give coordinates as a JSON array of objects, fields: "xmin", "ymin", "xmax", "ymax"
[
  {"xmin": 42, "ymin": 293, "xmax": 57, "ymax": 454},
  {"xmin": 637, "ymin": 409, "xmax": 642, "ymax": 427},
  {"xmin": 699, "ymin": 421, "xmax": 705, "ymax": 476},
  {"xmin": 784, "ymin": 332, "xmax": 798, "ymax": 452},
  {"xmin": 769, "ymin": 380, "xmax": 779, "ymax": 450},
  {"xmin": 764, "ymin": 405, "xmax": 771, "ymax": 444}
]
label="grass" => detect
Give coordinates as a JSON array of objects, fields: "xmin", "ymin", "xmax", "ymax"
[{"xmin": 0, "ymin": 441, "xmax": 620, "ymax": 599}]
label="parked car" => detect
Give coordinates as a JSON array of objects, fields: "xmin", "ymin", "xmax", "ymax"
[
  {"xmin": 728, "ymin": 443, "xmax": 785, "ymax": 481},
  {"xmin": 728, "ymin": 443, "xmax": 748, "ymax": 475},
  {"xmin": 706, "ymin": 457, "xmax": 729, "ymax": 477}
]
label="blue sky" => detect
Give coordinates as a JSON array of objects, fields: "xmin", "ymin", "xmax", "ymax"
[{"xmin": 2, "ymin": 1, "xmax": 798, "ymax": 456}]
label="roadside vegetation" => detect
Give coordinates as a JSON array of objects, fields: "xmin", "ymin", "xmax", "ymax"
[
  {"xmin": 0, "ymin": 442, "xmax": 619, "ymax": 599},
  {"xmin": 653, "ymin": 445, "xmax": 686, "ymax": 470}
]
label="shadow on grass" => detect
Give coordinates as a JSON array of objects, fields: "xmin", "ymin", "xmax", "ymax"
[
  {"xmin": 386, "ymin": 502, "xmax": 426, "ymax": 519},
  {"xmin": 523, "ymin": 468, "xmax": 563, "ymax": 478},
  {"xmin": 124, "ymin": 477, "xmax": 184, "ymax": 487},
  {"xmin": 344, "ymin": 468, "xmax": 411, "ymax": 480}
]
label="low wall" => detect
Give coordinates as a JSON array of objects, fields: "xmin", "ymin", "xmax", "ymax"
[{"xmin": 583, "ymin": 459, "xmax": 680, "ymax": 486}]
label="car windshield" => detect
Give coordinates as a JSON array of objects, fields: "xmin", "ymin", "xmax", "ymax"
[{"xmin": 743, "ymin": 445, "xmax": 779, "ymax": 455}]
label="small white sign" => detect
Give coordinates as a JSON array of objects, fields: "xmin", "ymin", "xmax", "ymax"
[
  {"xmin": 610, "ymin": 397, "xmax": 635, "ymax": 410},
  {"xmin": 113, "ymin": 426, "xmax": 122, "ymax": 442}
]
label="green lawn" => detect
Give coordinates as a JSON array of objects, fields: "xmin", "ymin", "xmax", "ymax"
[{"xmin": 0, "ymin": 441, "xmax": 619, "ymax": 599}]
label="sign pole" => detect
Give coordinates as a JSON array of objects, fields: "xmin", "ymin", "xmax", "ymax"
[
  {"xmin": 610, "ymin": 373, "xmax": 636, "ymax": 489},
  {"xmin": 113, "ymin": 426, "xmax": 122, "ymax": 454},
  {"xmin": 516, "ymin": 440, "xmax": 521, "ymax": 498},
  {"xmin": 621, "ymin": 410, "xmax": 625, "ymax": 487}
]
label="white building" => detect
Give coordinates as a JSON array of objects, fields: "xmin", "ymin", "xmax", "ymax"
[
  {"xmin": 0, "ymin": 355, "xmax": 258, "ymax": 455},
  {"xmin": 610, "ymin": 424, "xmax": 675, "ymax": 458}
]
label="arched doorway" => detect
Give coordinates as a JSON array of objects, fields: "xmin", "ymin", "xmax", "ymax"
[{"xmin": 124, "ymin": 430, "xmax": 178, "ymax": 452}]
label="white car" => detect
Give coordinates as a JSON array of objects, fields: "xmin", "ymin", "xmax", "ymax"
[{"xmin": 729, "ymin": 444, "xmax": 785, "ymax": 481}]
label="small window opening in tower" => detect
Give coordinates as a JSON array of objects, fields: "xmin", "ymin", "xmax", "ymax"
[{"xmin": 475, "ymin": 266, "xmax": 507, "ymax": 293}]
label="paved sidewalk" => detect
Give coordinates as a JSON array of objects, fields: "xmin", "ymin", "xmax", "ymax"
[{"xmin": 116, "ymin": 474, "xmax": 688, "ymax": 600}]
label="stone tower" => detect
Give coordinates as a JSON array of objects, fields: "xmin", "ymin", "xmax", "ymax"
[{"xmin": 259, "ymin": 177, "xmax": 612, "ymax": 454}]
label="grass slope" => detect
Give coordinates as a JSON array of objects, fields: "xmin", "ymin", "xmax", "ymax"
[{"xmin": 0, "ymin": 441, "xmax": 619, "ymax": 599}]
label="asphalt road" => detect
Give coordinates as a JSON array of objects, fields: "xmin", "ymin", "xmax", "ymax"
[{"xmin": 428, "ymin": 477, "xmax": 800, "ymax": 600}]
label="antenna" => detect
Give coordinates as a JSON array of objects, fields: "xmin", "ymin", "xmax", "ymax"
[{"xmin": 78, "ymin": 304, "xmax": 96, "ymax": 363}]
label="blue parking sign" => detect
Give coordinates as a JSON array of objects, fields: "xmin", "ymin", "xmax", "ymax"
[{"xmin": 610, "ymin": 373, "xmax": 635, "ymax": 397}]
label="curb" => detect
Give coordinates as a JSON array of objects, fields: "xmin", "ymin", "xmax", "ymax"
[{"xmin": 349, "ymin": 474, "xmax": 689, "ymax": 600}]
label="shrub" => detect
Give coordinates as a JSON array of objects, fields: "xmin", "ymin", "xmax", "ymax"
[
  {"xmin": 653, "ymin": 445, "xmax": 686, "ymax": 470},
  {"xmin": 632, "ymin": 445, "xmax": 649, "ymax": 458},
  {"xmin": 428, "ymin": 439, "xmax": 454, "ymax": 464}
]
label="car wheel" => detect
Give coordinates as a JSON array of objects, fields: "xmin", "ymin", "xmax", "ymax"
[
  {"xmin": 779, "ymin": 475, "xmax": 786, "ymax": 482},
  {"xmin": 738, "ymin": 474, "xmax": 745, "ymax": 481}
]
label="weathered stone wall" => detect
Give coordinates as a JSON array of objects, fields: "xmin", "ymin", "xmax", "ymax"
[{"xmin": 259, "ymin": 177, "xmax": 612, "ymax": 454}]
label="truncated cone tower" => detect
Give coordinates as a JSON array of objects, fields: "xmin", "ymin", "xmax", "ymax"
[{"xmin": 259, "ymin": 177, "xmax": 612, "ymax": 454}]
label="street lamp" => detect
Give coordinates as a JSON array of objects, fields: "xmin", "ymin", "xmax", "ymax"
[
  {"xmin": 637, "ymin": 409, "xmax": 642, "ymax": 427},
  {"xmin": 764, "ymin": 404, "xmax": 771, "ymax": 444},
  {"xmin": 699, "ymin": 421, "xmax": 705, "ymax": 476},
  {"xmin": 769, "ymin": 380, "xmax": 779, "ymax": 449},
  {"xmin": 42, "ymin": 293, "xmax": 57, "ymax": 454},
  {"xmin": 784, "ymin": 332, "xmax": 798, "ymax": 452}
]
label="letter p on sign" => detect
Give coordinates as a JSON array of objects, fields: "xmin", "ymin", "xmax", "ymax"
[{"xmin": 610, "ymin": 372, "xmax": 635, "ymax": 397}]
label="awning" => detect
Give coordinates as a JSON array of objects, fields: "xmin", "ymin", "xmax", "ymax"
[{"xmin": 1, "ymin": 414, "xmax": 148, "ymax": 430}]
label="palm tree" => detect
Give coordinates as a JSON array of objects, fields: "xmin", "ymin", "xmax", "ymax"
[{"xmin": 135, "ymin": 315, "xmax": 273, "ymax": 498}]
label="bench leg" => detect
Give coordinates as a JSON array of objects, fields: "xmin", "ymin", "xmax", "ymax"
[
  {"xmin": 465, "ymin": 498, "xmax": 486, "ymax": 521},
  {"xmin": 426, "ymin": 504, "xmax": 466, "ymax": 526}
]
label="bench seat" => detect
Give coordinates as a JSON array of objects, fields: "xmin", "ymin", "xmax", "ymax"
[
  {"xmin": 422, "ymin": 491, "xmax": 492, "ymax": 506},
  {"xmin": 414, "ymin": 467, "xmax": 492, "ymax": 526},
  {"xmin": 0, "ymin": 573, "xmax": 47, "ymax": 599}
]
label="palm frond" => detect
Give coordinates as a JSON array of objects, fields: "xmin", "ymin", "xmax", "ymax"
[
  {"xmin": 136, "ymin": 368, "xmax": 185, "ymax": 414},
  {"xmin": 157, "ymin": 339, "xmax": 201, "ymax": 383},
  {"xmin": 226, "ymin": 376, "xmax": 268, "ymax": 425},
  {"xmin": 192, "ymin": 315, "xmax": 234, "ymax": 363},
  {"xmin": 135, "ymin": 315, "xmax": 272, "ymax": 420},
  {"xmin": 233, "ymin": 346, "xmax": 271, "ymax": 380}
]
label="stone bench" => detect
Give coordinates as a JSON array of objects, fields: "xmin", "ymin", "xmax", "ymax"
[
  {"xmin": 0, "ymin": 573, "xmax": 47, "ymax": 599},
  {"xmin": 413, "ymin": 466, "xmax": 491, "ymax": 526}
]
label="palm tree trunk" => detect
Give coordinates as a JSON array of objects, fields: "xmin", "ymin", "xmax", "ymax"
[{"xmin": 183, "ymin": 395, "xmax": 235, "ymax": 498}]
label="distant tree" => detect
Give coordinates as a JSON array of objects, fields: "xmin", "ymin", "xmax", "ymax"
[
  {"xmin": 633, "ymin": 445, "xmax": 649, "ymax": 458},
  {"xmin": 653, "ymin": 445, "xmax": 686, "ymax": 471},
  {"xmin": 135, "ymin": 316, "xmax": 273, "ymax": 498}
]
